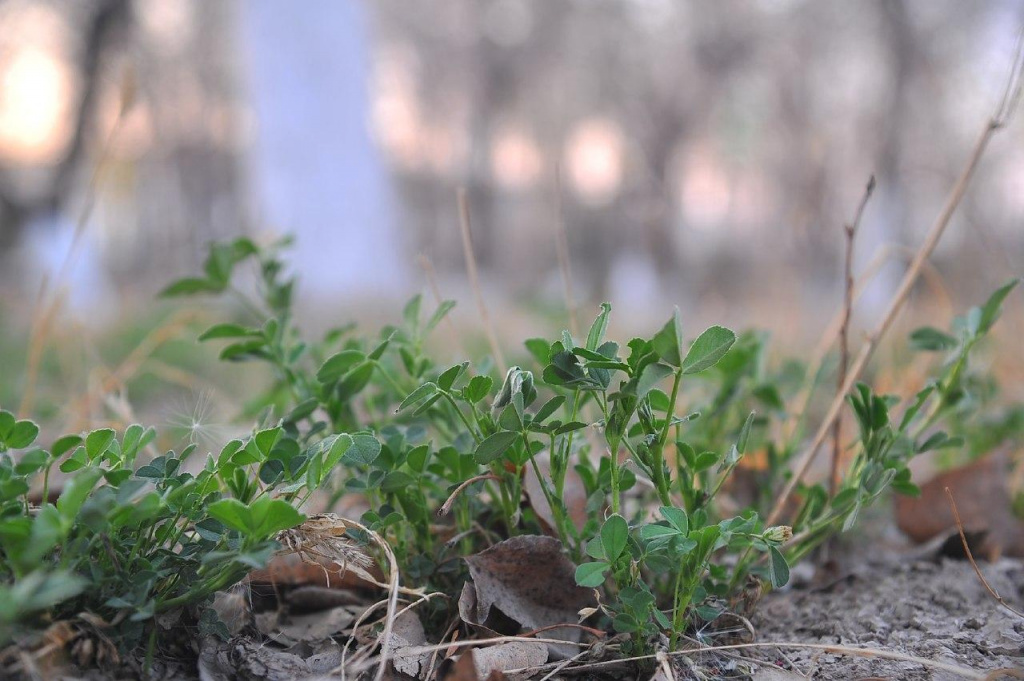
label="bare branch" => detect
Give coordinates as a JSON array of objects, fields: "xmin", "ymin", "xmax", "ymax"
[{"xmin": 768, "ymin": 39, "xmax": 1024, "ymax": 526}]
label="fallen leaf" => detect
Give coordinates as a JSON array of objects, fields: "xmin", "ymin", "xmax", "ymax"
[
  {"xmin": 463, "ymin": 536, "xmax": 596, "ymax": 657},
  {"xmin": 443, "ymin": 651, "xmax": 481, "ymax": 680},
  {"xmin": 470, "ymin": 641, "xmax": 546, "ymax": 680},
  {"xmin": 388, "ymin": 610, "xmax": 431, "ymax": 678},
  {"xmin": 255, "ymin": 605, "xmax": 360, "ymax": 646},
  {"xmin": 896, "ymin": 449, "xmax": 1024, "ymax": 557}
]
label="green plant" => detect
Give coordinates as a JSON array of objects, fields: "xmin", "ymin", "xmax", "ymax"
[
  {"xmin": 0, "ymin": 415, "xmax": 324, "ymax": 647},
  {"xmin": 1, "ymin": 235, "xmax": 1017, "ymax": 667}
]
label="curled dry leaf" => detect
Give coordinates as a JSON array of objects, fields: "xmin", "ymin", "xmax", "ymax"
[
  {"xmin": 462, "ymin": 535, "xmax": 596, "ymax": 657},
  {"xmin": 896, "ymin": 450, "xmax": 1024, "ymax": 557}
]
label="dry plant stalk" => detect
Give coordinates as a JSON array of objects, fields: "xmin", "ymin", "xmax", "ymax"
[
  {"xmin": 275, "ymin": 513, "xmax": 375, "ymax": 582},
  {"xmin": 457, "ymin": 188, "xmax": 507, "ymax": 372},
  {"xmin": 830, "ymin": 175, "xmax": 874, "ymax": 495},
  {"xmin": 19, "ymin": 78, "xmax": 134, "ymax": 419},
  {"xmin": 767, "ymin": 40, "xmax": 1024, "ymax": 526},
  {"xmin": 437, "ymin": 473, "xmax": 501, "ymax": 516},
  {"xmin": 944, "ymin": 487, "xmax": 1024, "ymax": 619},
  {"xmin": 783, "ymin": 241, "xmax": 953, "ymax": 444}
]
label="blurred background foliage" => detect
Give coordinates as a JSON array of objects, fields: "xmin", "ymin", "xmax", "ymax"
[{"xmin": 0, "ymin": 0, "xmax": 1021, "ymax": 458}]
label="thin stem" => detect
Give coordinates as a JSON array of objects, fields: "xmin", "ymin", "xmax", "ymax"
[{"xmin": 769, "ymin": 116, "xmax": 1008, "ymax": 527}]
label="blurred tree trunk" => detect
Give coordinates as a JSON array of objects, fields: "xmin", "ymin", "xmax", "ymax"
[{"xmin": 0, "ymin": 0, "xmax": 130, "ymax": 253}]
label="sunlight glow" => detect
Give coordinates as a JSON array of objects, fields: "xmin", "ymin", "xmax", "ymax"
[{"xmin": 0, "ymin": 47, "xmax": 75, "ymax": 164}]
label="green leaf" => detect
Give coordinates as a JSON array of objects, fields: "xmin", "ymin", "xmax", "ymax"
[
  {"xmin": 207, "ymin": 499, "xmax": 248, "ymax": 534},
  {"xmin": 636, "ymin": 362, "xmax": 673, "ymax": 398},
  {"xmin": 533, "ymin": 395, "xmax": 565, "ymax": 424},
  {"xmin": 159, "ymin": 277, "xmax": 222, "ymax": 297},
  {"xmin": 317, "ymin": 350, "xmax": 366, "ymax": 384},
  {"xmin": 368, "ymin": 332, "xmax": 394, "ymax": 361},
  {"xmin": 585, "ymin": 303, "xmax": 612, "ymax": 351},
  {"xmin": 651, "ymin": 309, "xmax": 684, "ymax": 366},
  {"xmin": 474, "ymin": 431, "xmax": 519, "ymax": 464},
  {"xmin": 249, "ymin": 498, "xmax": 304, "ymax": 536},
  {"xmin": 640, "ymin": 524, "xmax": 679, "ymax": 541},
  {"xmin": 51, "ymin": 435, "xmax": 82, "ymax": 459},
  {"xmin": 403, "ymin": 295, "xmax": 422, "ymax": 332},
  {"xmin": 85, "ymin": 429, "xmax": 116, "ymax": 459},
  {"xmin": 14, "ymin": 449, "xmax": 48, "ymax": 475},
  {"xmin": 600, "ymin": 514, "xmax": 629, "ymax": 562},
  {"xmin": 424, "ymin": 300, "xmax": 457, "ymax": 334},
  {"xmin": 7, "ymin": 420, "xmax": 39, "ymax": 449},
  {"xmin": 199, "ymin": 323, "xmax": 260, "ymax": 341},
  {"xmin": 323, "ymin": 434, "xmax": 354, "ymax": 470},
  {"xmin": 344, "ymin": 434, "xmax": 382, "ymax": 466},
  {"xmin": 524, "ymin": 338, "xmax": 550, "ymax": 365},
  {"xmin": 56, "ymin": 467, "xmax": 102, "ymax": 522},
  {"xmin": 339, "ymin": 361, "xmax": 376, "ymax": 395},
  {"xmin": 254, "ymin": 427, "xmax": 283, "ymax": 458},
  {"xmin": 977, "ymin": 278, "xmax": 1019, "ymax": 335},
  {"xmin": 682, "ymin": 326, "xmax": 736, "ymax": 374},
  {"xmin": 659, "ymin": 506, "xmax": 689, "ymax": 535},
  {"xmin": 382, "ymin": 471, "xmax": 416, "ymax": 493},
  {"xmin": 767, "ymin": 545, "xmax": 790, "ymax": 588},
  {"xmin": 438, "ymin": 363, "xmax": 468, "ymax": 392},
  {"xmin": 909, "ymin": 327, "xmax": 958, "ymax": 352},
  {"xmin": 737, "ymin": 412, "xmax": 755, "ymax": 455},
  {"xmin": 464, "ymin": 375, "xmax": 493, "ymax": 403},
  {"xmin": 692, "ymin": 450, "xmax": 719, "ymax": 472},
  {"xmin": 0, "ymin": 410, "xmax": 13, "ymax": 440},
  {"xmin": 554, "ymin": 421, "xmax": 588, "ymax": 435},
  {"xmin": 399, "ymin": 383, "xmax": 438, "ymax": 411},
  {"xmin": 574, "ymin": 561, "xmax": 609, "ymax": 588}
]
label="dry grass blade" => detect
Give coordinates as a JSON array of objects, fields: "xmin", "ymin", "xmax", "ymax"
[
  {"xmin": 457, "ymin": 187, "xmax": 506, "ymax": 372},
  {"xmin": 767, "ymin": 38, "xmax": 1024, "ymax": 526},
  {"xmin": 275, "ymin": 513, "xmax": 375, "ymax": 588},
  {"xmin": 438, "ymin": 473, "xmax": 500, "ymax": 516},
  {"xmin": 19, "ymin": 81, "xmax": 133, "ymax": 419},
  {"xmin": 504, "ymin": 641, "xmax": 986, "ymax": 679},
  {"xmin": 783, "ymin": 242, "xmax": 952, "ymax": 444},
  {"xmin": 831, "ymin": 175, "xmax": 875, "ymax": 495},
  {"xmin": 944, "ymin": 487, "xmax": 1024, "ymax": 619}
]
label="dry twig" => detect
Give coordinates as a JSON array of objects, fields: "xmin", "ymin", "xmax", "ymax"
[
  {"xmin": 768, "ymin": 41, "xmax": 1024, "ymax": 526},
  {"xmin": 830, "ymin": 175, "xmax": 874, "ymax": 495},
  {"xmin": 945, "ymin": 487, "xmax": 1024, "ymax": 619},
  {"xmin": 438, "ymin": 473, "xmax": 501, "ymax": 516}
]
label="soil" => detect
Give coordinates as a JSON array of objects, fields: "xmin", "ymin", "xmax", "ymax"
[
  {"xmin": 753, "ymin": 548, "xmax": 1024, "ymax": 680},
  {"xmin": 24, "ymin": 533, "xmax": 1024, "ymax": 680}
]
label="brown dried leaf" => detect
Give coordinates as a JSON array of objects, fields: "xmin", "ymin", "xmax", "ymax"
[
  {"xmin": 463, "ymin": 535, "xmax": 596, "ymax": 655},
  {"xmin": 442, "ymin": 651, "xmax": 482, "ymax": 681},
  {"xmin": 470, "ymin": 641, "xmax": 547, "ymax": 680},
  {"xmin": 255, "ymin": 605, "xmax": 360, "ymax": 646},
  {"xmin": 896, "ymin": 450, "xmax": 1024, "ymax": 557},
  {"xmin": 388, "ymin": 610, "xmax": 431, "ymax": 678}
]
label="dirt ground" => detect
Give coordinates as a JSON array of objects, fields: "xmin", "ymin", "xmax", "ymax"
[
  {"xmin": 752, "ymin": 548, "xmax": 1024, "ymax": 680},
  {"xmin": 31, "ymin": 532, "xmax": 1024, "ymax": 680}
]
